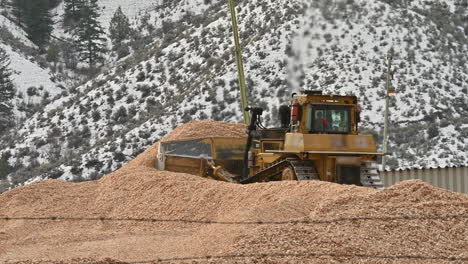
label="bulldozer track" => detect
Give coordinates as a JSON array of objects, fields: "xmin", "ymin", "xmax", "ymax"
[
  {"xmin": 241, "ymin": 159, "xmax": 383, "ymax": 189},
  {"xmin": 288, "ymin": 159, "xmax": 320, "ymax": 180},
  {"xmin": 240, "ymin": 158, "xmax": 319, "ymax": 183},
  {"xmin": 360, "ymin": 161, "xmax": 385, "ymax": 189}
]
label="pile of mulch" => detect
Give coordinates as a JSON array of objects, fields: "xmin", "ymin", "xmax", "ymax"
[
  {"xmin": 161, "ymin": 120, "xmax": 246, "ymax": 142},
  {"xmin": 5, "ymin": 259, "xmax": 127, "ymax": 264},
  {"xmin": 1, "ymin": 121, "xmax": 467, "ymax": 264}
]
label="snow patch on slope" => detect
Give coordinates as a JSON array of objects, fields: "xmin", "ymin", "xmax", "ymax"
[
  {"xmin": 0, "ymin": 44, "xmax": 61, "ymax": 103},
  {"xmin": 0, "ymin": 14, "xmax": 35, "ymax": 47}
]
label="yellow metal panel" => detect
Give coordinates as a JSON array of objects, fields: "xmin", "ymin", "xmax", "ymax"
[
  {"xmin": 325, "ymin": 158, "xmax": 336, "ymax": 182},
  {"xmin": 165, "ymin": 156, "xmax": 204, "ymax": 176},
  {"xmin": 293, "ymin": 94, "xmax": 357, "ymax": 105},
  {"xmin": 335, "ymin": 156, "xmax": 361, "ymax": 166},
  {"xmin": 211, "ymin": 137, "xmax": 246, "ymax": 160},
  {"xmin": 257, "ymin": 153, "xmax": 280, "ymax": 164},
  {"xmin": 284, "ymin": 133, "xmax": 377, "ymax": 152}
]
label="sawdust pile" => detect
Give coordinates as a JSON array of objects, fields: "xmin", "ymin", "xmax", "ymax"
[
  {"xmin": 161, "ymin": 120, "xmax": 247, "ymax": 142},
  {"xmin": 1, "ymin": 121, "xmax": 468, "ymax": 264}
]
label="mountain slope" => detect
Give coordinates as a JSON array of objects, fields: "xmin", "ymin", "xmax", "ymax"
[
  {"xmin": 0, "ymin": 12, "xmax": 64, "ymax": 112},
  {"xmin": 1, "ymin": 0, "xmax": 467, "ymax": 189},
  {"xmin": 291, "ymin": 0, "xmax": 468, "ymax": 168}
]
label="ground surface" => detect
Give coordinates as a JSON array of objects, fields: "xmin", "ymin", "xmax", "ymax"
[{"xmin": 1, "ymin": 121, "xmax": 468, "ymax": 264}]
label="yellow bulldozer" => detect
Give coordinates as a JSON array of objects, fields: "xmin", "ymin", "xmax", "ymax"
[
  {"xmin": 156, "ymin": 91, "xmax": 384, "ymax": 189},
  {"xmin": 156, "ymin": 1, "xmax": 383, "ymax": 188}
]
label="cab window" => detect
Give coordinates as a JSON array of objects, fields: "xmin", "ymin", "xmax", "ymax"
[{"xmin": 307, "ymin": 105, "xmax": 351, "ymax": 134}]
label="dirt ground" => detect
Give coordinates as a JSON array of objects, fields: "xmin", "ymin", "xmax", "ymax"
[{"xmin": 1, "ymin": 121, "xmax": 468, "ymax": 264}]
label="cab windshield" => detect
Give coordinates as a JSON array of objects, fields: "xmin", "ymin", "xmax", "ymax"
[{"xmin": 306, "ymin": 105, "xmax": 351, "ymax": 134}]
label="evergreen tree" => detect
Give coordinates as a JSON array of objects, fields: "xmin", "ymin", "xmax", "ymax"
[
  {"xmin": 24, "ymin": 0, "xmax": 54, "ymax": 47},
  {"xmin": 0, "ymin": 151, "xmax": 12, "ymax": 180},
  {"xmin": 48, "ymin": 0, "xmax": 61, "ymax": 9},
  {"xmin": 63, "ymin": 0, "xmax": 83, "ymax": 29},
  {"xmin": 10, "ymin": 0, "xmax": 28, "ymax": 27},
  {"xmin": 46, "ymin": 41, "xmax": 61, "ymax": 67},
  {"xmin": 0, "ymin": 48, "xmax": 15, "ymax": 134},
  {"xmin": 73, "ymin": 0, "xmax": 107, "ymax": 67},
  {"xmin": 10, "ymin": 0, "xmax": 53, "ymax": 46},
  {"xmin": 109, "ymin": 6, "xmax": 131, "ymax": 47}
]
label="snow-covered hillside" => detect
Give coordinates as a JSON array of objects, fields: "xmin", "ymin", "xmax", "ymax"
[
  {"xmin": 92, "ymin": 0, "xmax": 159, "ymax": 27},
  {"xmin": 0, "ymin": 14, "xmax": 34, "ymax": 45},
  {"xmin": 0, "ymin": 13, "xmax": 63, "ymax": 107},
  {"xmin": 51, "ymin": 0, "xmax": 210, "ymax": 31},
  {"xmin": 291, "ymin": 0, "xmax": 468, "ymax": 168},
  {"xmin": 0, "ymin": 44, "xmax": 61, "ymax": 103},
  {"xmin": 1, "ymin": 0, "xmax": 467, "ymax": 189},
  {"xmin": 51, "ymin": 0, "xmax": 161, "ymax": 30}
]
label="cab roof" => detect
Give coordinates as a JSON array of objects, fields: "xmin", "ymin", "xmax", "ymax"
[{"xmin": 293, "ymin": 93, "xmax": 358, "ymax": 105}]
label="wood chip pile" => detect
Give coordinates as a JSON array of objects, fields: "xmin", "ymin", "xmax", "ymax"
[
  {"xmin": 161, "ymin": 120, "xmax": 247, "ymax": 142},
  {"xmin": 1, "ymin": 121, "xmax": 467, "ymax": 264}
]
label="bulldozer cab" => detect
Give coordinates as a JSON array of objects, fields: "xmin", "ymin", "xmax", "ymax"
[{"xmin": 290, "ymin": 92, "xmax": 360, "ymax": 136}]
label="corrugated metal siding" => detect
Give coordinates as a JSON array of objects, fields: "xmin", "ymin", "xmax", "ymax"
[{"xmin": 380, "ymin": 167, "xmax": 468, "ymax": 194}]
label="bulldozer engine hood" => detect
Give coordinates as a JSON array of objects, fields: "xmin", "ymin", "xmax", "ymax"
[{"xmin": 283, "ymin": 133, "xmax": 378, "ymax": 153}]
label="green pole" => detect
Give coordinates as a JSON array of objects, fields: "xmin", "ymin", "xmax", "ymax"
[{"xmin": 229, "ymin": 0, "xmax": 250, "ymax": 124}]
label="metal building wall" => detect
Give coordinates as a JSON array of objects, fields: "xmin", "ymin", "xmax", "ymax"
[{"xmin": 380, "ymin": 167, "xmax": 468, "ymax": 194}]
